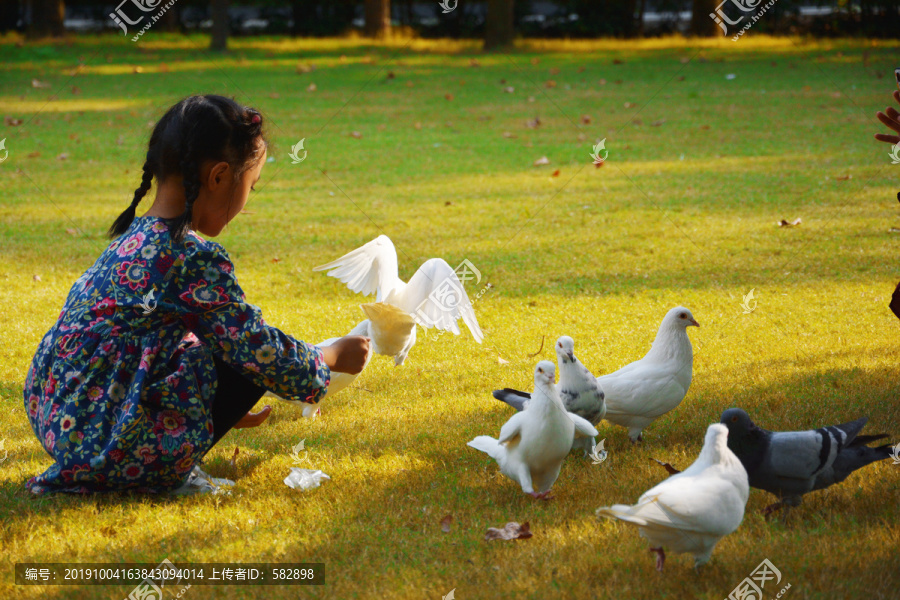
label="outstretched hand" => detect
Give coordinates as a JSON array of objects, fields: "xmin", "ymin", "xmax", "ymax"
[
  {"xmin": 321, "ymin": 335, "xmax": 370, "ymax": 374},
  {"xmin": 875, "ymin": 90, "xmax": 900, "ymax": 145}
]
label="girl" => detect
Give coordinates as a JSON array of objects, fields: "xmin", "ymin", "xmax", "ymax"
[{"xmin": 23, "ymin": 95, "xmax": 369, "ymax": 494}]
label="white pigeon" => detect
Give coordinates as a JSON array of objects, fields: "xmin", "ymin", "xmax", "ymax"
[
  {"xmin": 601, "ymin": 307, "xmax": 698, "ymax": 442},
  {"xmin": 596, "ymin": 423, "xmax": 749, "ymax": 571},
  {"xmin": 314, "ymin": 235, "xmax": 483, "ymax": 367},
  {"xmin": 468, "ymin": 361, "xmax": 599, "ymax": 499},
  {"xmin": 492, "ymin": 336, "xmax": 606, "ymax": 455}
]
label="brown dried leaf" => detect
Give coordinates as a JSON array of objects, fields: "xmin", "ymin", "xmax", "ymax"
[
  {"xmin": 444, "ymin": 93, "xmax": 454, "ymax": 101},
  {"xmin": 65, "ymin": 228, "xmax": 77, "ymax": 236},
  {"xmin": 307, "ymin": 83, "xmax": 317, "ymax": 92},
  {"xmin": 469, "ymin": 58, "xmax": 481, "ymax": 67},
  {"xmin": 580, "ymin": 114, "xmax": 592, "ymax": 124},
  {"xmin": 132, "ymin": 66, "xmax": 143, "ymax": 74},
  {"xmin": 502, "ymin": 132, "xmax": 517, "ymax": 139},
  {"xmin": 836, "ymin": 174, "xmax": 851, "ymax": 180},
  {"xmin": 544, "ymin": 80, "xmax": 556, "ymax": 89},
  {"xmin": 57, "ymin": 153, "xmax": 69, "ymax": 161},
  {"xmin": 485, "ymin": 521, "xmax": 532, "ymax": 541},
  {"xmin": 71, "ymin": 86, "xmax": 81, "ymax": 95},
  {"xmin": 386, "ymin": 71, "xmax": 395, "ymax": 80},
  {"xmin": 549, "ymin": 67, "xmax": 560, "ymax": 75},
  {"xmin": 440, "ymin": 514, "xmax": 453, "ymax": 533},
  {"xmin": 271, "ymin": 257, "xmax": 280, "ymax": 263},
  {"xmin": 530, "ymin": 58, "xmax": 540, "ymax": 66},
  {"xmin": 5, "ymin": 117, "xmax": 23, "ymax": 126},
  {"xmin": 414, "ymin": 122, "xmax": 422, "ymax": 130},
  {"xmin": 33, "ymin": 275, "xmax": 41, "ymax": 282},
  {"xmin": 229, "ymin": 447, "xmax": 239, "ymax": 468},
  {"xmin": 503, "ymin": 86, "xmax": 515, "ymax": 93},
  {"xmin": 551, "ymin": 169, "xmax": 560, "ymax": 177},
  {"xmin": 612, "ymin": 58, "xmax": 624, "ymax": 65},
  {"xmin": 525, "ymin": 117, "xmax": 541, "ymax": 129},
  {"xmin": 650, "ymin": 458, "xmax": 681, "ymax": 475},
  {"xmin": 32, "ymin": 79, "xmax": 51, "ymax": 88},
  {"xmin": 624, "ymin": 102, "xmax": 636, "ymax": 109},
  {"xmin": 350, "ymin": 131, "xmax": 363, "ymax": 139},
  {"xmin": 27, "ymin": 151, "xmax": 40, "ymax": 158},
  {"xmin": 778, "ymin": 218, "xmax": 802, "ymax": 227},
  {"xmin": 650, "ymin": 119, "xmax": 666, "ymax": 127}
]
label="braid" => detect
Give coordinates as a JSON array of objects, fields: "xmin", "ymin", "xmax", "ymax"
[
  {"xmin": 171, "ymin": 133, "xmax": 200, "ymax": 245},
  {"xmin": 107, "ymin": 159, "xmax": 153, "ymax": 239}
]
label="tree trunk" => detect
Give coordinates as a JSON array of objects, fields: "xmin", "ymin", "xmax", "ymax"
[
  {"xmin": 161, "ymin": 4, "xmax": 180, "ymax": 32},
  {"xmin": 691, "ymin": 0, "xmax": 722, "ymax": 36},
  {"xmin": 364, "ymin": 0, "xmax": 390, "ymax": 38},
  {"xmin": 28, "ymin": 0, "xmax": 65, "ymax": 38},
  {"xmin": 210, "ymin": 0, "xmax": 228, "ymax": 51},
  {"xmin": 484, "ymin": 0, "xmax": 514, "ymax": 50}
]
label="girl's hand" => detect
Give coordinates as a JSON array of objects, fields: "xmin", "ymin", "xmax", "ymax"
[
  {"xmin": 234, "ymin": 404, "xmax": 272, "ymax": 429},
  {"xmin": 321, "ymin": 336, "xmax": 370, "ymax": 374},
  {"xmin": 875, "ymin": 90, "xmax": 900, "ymax": 145}
]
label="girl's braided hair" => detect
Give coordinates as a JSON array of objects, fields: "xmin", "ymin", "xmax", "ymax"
[{"xmin": 108, "ymin": 95, "xmax": 266, "ymax": 244}]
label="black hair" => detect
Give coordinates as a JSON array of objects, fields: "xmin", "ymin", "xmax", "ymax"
[{"xmin": 108, "ymin": 94, "xmax": 267, "ymax": 244}]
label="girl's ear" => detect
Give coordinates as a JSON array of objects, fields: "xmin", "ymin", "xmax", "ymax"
[{"xmin": 206, "ymin": 161, "xmax": 232, "ymax": 191}]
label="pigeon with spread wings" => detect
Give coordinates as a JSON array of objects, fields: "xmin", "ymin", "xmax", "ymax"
[{"xmin": 311, "ymin": 235, "xmax": 483, "ymax": 400}]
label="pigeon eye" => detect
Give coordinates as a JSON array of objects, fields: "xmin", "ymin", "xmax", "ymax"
[
  {"xmin": 731, "ymin": 416, "xmax": 738, "ymax": 422},
  {"xmin": 679, "ymin": 313, "xmax": 686, "ymax": 319}
]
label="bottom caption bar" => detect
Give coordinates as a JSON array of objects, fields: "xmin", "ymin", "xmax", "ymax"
[{"xmin": 15, "ymin": 561, "xmax": 324, "ymax": 585}]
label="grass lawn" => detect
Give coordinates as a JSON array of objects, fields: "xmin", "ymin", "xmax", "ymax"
[{"xmin": 1, "ymin": 32, "xmax": 900, "ymax": 599}]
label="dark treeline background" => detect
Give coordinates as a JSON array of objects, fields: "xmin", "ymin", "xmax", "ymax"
[{"xmin": 6, "ymin": 0, "xmax": 900, "ymax": 47}]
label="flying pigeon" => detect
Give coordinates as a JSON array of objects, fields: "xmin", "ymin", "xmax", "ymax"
[
  {"xmin": 720, "ymin": 408, "xmax": 893, "ymax": 517},
  {"xmin": 492, "ymin": 336, "xmax": 606, "ymax": 455},
  {"xmin": 468, "ymin": 361, "xmax": 599, "ymax": 499},
  {"xmin": 601, "ymin": 307, "xmax": 698, "ymax": 442},
  {"xmin": 596, "ymin": 423, "xmax": 749, "ymax": 571},
  {"xmin": 314, "ymin": 235, "xmax": 483, "ymax": 367}
]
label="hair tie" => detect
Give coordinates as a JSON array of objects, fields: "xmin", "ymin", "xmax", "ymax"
[{"xmin": 251, "ymin": 114, "xmax": 261, "ymax": 124}]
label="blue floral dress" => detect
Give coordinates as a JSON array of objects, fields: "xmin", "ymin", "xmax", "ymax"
[{"xmin": 23, "ymin": 216, "xmax": 331, "ymax": 494}]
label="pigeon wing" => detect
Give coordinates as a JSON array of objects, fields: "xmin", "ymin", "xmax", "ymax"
[
  {"xmin": 567, "ymin": 412, "xmax": 599, "ymax": 439},
  {"xmin": 498, "ymin": 411, "xmax": 527, "ymax": 445},
  {"xmin": 390, "ymin": 258, "xmax": 484, "ymax": 342},
  {"xmin": 313, "ymin": 235, "xmax": 400, "ymax": 301}
]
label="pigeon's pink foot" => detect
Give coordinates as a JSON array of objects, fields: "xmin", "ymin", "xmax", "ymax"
[
  {"xmin": 650, "ymin": 547, "xmax": 665, "ymax": 572},
  {"xmin": 528, "ymin": 491, "xmax": 554, "ymax": 501}
]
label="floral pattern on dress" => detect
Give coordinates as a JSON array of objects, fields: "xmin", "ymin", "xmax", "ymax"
[{"xmin": 23, "ymin": 216, "xmax": 330, "ymax": 494}]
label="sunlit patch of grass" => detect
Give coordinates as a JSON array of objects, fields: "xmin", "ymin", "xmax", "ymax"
[{"xmin": 1, "ymin": 35, "xmax": 900, "ymax": 600}]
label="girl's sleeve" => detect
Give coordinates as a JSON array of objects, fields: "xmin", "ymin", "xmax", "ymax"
[{"xmin": 173, "ymin": 241, "xmax": 330, "ymax": 405}]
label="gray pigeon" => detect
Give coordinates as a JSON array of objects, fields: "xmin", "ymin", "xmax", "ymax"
[
  {"xmin": 493, "ymin": 336, "xmax": 606, "ymax": 455},
  {"xmin": 719, "ymin": 408, "xmax": 892, "ymax": 516}
]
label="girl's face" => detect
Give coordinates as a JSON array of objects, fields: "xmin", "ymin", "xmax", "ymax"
[{"xmin": 193, "ymin": 142, "xmax": 267, "ymax": 238}]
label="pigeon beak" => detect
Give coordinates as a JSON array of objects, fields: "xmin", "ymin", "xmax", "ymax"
[
  {"xmin": 567, "ymin": 352, "xmax": 575, "ymax": 362},
  {"xmin": 689, "ymin": 318, "xmax": 700, "ymax": 327}
]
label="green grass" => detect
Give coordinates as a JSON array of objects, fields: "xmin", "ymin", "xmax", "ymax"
[{"xmin": 1, "ymin": 32, "xmax": 900, "ymax": 599}]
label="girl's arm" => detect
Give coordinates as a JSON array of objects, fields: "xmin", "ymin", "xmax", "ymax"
[{"xmin": 174, "ymin": 242, "xmax": 331, "ymax": 406}]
